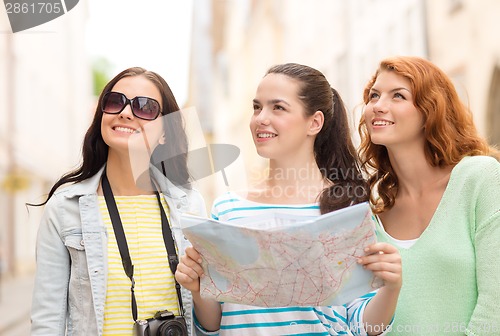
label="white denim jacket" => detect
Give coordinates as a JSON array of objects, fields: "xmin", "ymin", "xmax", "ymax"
[{"xmin": 31, "ymin": 166, "xmax": 207, "ymax": 335}]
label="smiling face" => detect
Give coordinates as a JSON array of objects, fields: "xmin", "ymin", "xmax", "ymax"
[
  {"xmin": 249, "ymin": 73, "xmax": 319, "ymax": 161},
  {"xmin": 101, "ymin": 75, "xmax": 164, "ymax": 158},
  {"xmin": 364, "ymin": 70, "xmax": 425, "ymax": 150}
]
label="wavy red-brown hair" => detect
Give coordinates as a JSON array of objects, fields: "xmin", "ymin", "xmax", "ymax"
[{"xmin": 358, "ymin": 56, "xmax": 499, "ymax": 213}]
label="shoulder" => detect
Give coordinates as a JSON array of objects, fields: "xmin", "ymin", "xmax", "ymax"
[
  {"xmin": 49, "ymin": 168, "xmax": 103, "ymax": 200},
  {"xmin": 41, "ymin": 171, "xmax": 102, "ymax": 217},
  {"xmin": 451, "ymin": 157, "xmax": 500, "ymax": 229},
  {"xmin": 45, "ymin": 182, "xmax": 82, "ymax": 209},
  {"xmin": 211, "ymin": 190, "xmax": 260, "ymax": 209},
  {"xmin": 456, "ymin": 155, "xmax": 499, "ymax": 170},
  {"xmin": 212, "ymin": 191, "xmax": 241, "ymax": 210},
  {"xmin": 453, "ymin": 156, "xmax": 500, "ymax": 180},
  {"xmin": 39, "ymin": 182, "xmax": 86, "ymax": 229},
  {"xmin": 211, "ymin": 191, "xmax": 250, "ymax": 220}
]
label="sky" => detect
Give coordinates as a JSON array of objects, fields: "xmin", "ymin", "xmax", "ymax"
[{"xmin": 85, "ymin": 0, "xmax": 194, "ymax": 105}]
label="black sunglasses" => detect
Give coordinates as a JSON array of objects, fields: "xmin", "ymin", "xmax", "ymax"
[{"xmin": 101, "ymin": 91, "xmax": 162, "ymax": 121}]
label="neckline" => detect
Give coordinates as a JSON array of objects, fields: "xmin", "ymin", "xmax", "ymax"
[
  {"xmin": 376, "ymin": 215, "xmax": 418, "ymax": 248},
  {"xmin": 97, "ymin": 194, "xmax": 159, "ymax": 199},
  {"xmin": 377, "ymin": 158, "xmax": 464, "ymax": 249},
  {"xmin": 227, "ymin": 191, "xmax": 319, "ymax": 207}
]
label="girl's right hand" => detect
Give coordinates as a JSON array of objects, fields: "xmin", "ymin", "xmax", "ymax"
[
  {"xmin": 358, "ymin": 242, "xmax": 402, "ymax": 291},
  {"xmin": 175, "ymin": 246, "xmax": 205, "ymax": 292}
]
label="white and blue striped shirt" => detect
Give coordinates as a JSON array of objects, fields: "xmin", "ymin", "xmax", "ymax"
[{"xmin": 194, "ymin": 192, "xmax": 387, "ymax": 336}]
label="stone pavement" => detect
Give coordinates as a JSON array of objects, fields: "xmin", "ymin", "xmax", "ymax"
[{"xmin": 0, "ymin": 272, "xmax": 34, "ymax": 336}]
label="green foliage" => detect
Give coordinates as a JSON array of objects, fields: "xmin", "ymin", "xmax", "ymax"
[{"xmin": 92, "ymin": 57, "xmax": 113, "ymax": 96}]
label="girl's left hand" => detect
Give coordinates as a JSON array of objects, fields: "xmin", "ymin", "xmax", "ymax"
[{"xmin": 357, "ymin": 242, "xmax": 402, "ymax": 290}]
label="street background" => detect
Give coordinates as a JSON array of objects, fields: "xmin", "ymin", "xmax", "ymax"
[{"xmin": 1, "ymin": 0, "xmax": 500, "ymax": 334}]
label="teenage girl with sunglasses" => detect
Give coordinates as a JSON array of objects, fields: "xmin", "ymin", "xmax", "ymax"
[{"xmin": 30, "ymin": 67, "xmax": 206, "ymax": 335}]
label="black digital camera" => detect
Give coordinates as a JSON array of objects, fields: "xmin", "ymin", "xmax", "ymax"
[{"xmin": 133, "ymin": 310, "xmax": 188, "ymax": 336}]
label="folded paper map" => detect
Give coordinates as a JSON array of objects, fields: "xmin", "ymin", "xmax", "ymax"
[{"xmin": 181, "ymin": 202, "xmax": 382, "ymax": 307}]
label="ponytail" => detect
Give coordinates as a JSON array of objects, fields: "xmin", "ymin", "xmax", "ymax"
[{"xmin": 316, "ymin": 88, "xmax": 368, "ymax": 213}]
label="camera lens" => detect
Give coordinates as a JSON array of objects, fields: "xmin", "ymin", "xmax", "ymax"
[{"xmin": 158, "ymin": 321, "xmax": 187, "ymax": 336}]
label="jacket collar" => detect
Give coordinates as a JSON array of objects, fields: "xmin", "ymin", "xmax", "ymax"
[
  {"xmin": 61, "ymin": 166, "xmax": 104, "ymax": 198},
  {"xmin": 62, "ymin": 165, "xmax": 189, "ymax": 203}
]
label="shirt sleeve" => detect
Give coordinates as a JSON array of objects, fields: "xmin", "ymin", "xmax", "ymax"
[
  {"xmin": 193, "ymin": 309, "xmax": 220, "ymax": 336},
  {"xmin": 31, "ymin": 194, "xmax": 70, "ymax": 335},
  {"xmin": 346, "ymin": 291, "xmax": 394, "ymax": 336},
  {"xmin": 466, "ymin": 158, "xmax": 500, "ymax": 335}
]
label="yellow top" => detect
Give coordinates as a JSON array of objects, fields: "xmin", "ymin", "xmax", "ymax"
[{"xmin": 99, "ymin": 194, "xmax": 179, "ymax": 335}]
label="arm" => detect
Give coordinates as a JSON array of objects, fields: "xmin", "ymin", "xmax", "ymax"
[
  {"xmin": 357, "ymin": 242, "xmax": 402, "ymax": 335},
  {"xmin": 31, "ymin": 195, "xmax": 70, "ymax": 335},
  {"xmin": 467, "ymin": 159, "xmax": 500, "ymax": 335},
  {"xmin": 175, "ymin": 246, "xmax": 222, "ymax": 332},
  {"xmin": 468, "ymin": 211, "xmax": 500, "ymax": 335}
]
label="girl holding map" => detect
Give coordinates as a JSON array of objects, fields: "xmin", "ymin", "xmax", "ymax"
[
  {"xmin": 358, "ymin": 56, "xmax": 500, "ymax": 335},
  {"xmin": 176, "ymin": 63, "xmax": 402, "ymax": 335}
]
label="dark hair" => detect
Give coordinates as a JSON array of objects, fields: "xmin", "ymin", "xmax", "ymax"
[
  {"xmin": 266, "ymin": 63, "xmax": 368, "ymax": 214},
  {"xmin": 359, "ymin": 56, "xmax": 499, "ymax": 213},
  {"xmin": 37, "ymin": 67, "xmax": 190, "ymax": 205}
]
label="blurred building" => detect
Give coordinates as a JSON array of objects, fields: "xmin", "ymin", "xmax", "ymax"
[
  {"xmin": 0, "ymin": 6, "xmax": 92, "ymax": 276},
  {"xmin": 187, "ymin": 0, "xmax": 427, "ymax": 206},
  {"xmin": 425, "ymin": 0, "xmax": 500, "ymax": 146}
]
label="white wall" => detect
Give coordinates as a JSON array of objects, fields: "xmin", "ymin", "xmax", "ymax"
[
  {"xmin": 0, "ymin": 4, "xmax": 92, "ymax": 274},
  {"xmin": 426, "ymin": 0, "xmax": 500, "ymax": 143}
]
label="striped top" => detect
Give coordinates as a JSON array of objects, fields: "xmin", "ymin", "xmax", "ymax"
[
  {"xmin": 99, "ymin": 195, "xmax": 179, "ymax": 335},
  {"xmin": 195, "ymin": 192, "xmax": 383, "ymax": 336}
]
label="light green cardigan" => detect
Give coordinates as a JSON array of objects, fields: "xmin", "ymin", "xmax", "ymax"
[{"xmin": 376, "ymin": 156, "xmax": 500, "ymax": 335}]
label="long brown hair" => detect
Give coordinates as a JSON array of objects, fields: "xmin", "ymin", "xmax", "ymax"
[{"xmin": 358, "ymin": 56, "xmax": 499, "ymax": 213}]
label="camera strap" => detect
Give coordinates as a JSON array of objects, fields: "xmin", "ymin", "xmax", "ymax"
[{"xmin": 101, "ymin": 171, "xmax": 185, "ymax": 322}]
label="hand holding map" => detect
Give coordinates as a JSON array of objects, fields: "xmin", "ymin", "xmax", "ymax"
[{"xmin": 181, "ymin": 202, "xmax": 383, "ymax": 307}]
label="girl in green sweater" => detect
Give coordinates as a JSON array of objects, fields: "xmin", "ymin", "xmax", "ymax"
[{"xmin": 359, "ymin": 56, "xmax": 500, "ymax": 335}]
